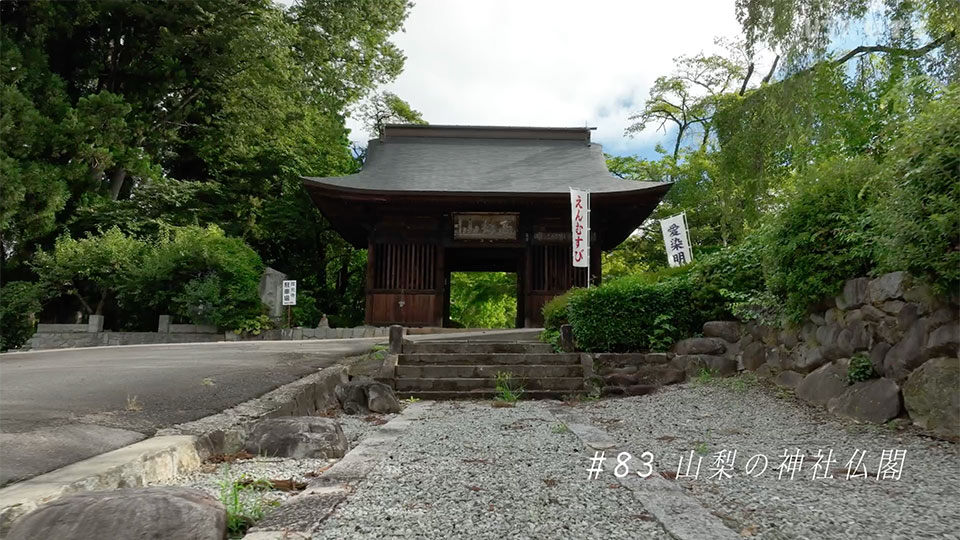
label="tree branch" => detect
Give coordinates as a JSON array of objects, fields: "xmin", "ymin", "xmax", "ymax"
[
  {"xmin": 761, "ymin": 55, "xmax": 780, "ymax": 84},
  {"xmin": 833, "ymin": 30, "xmax": 955, "ymax": 65},
  {"xmin": 738, "ymin": 62, "xmax": 754, "ymax": 96}
]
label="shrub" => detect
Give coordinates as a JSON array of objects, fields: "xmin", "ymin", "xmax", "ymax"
[
  {"xmin": 0, "ymin": 281, "xmax": 47, "ymax": 350},
  {"xmin": 541, "ymin": 287, "xmax": 585, "ymax": 331},
  {"xmin": 132, "ymin": 225, "xmax": 265, "ymax": 330},
  {"xmin": 763, "ymin": 156, "xmax": 878, "ymax": 322},
  {"xmin": 871, "ymin": 84, "xmax": 960, "ymax": 296},
  {"xmin": 847, "ymin": 353, "xmax": 876, "ymax": 383},
  {"xmin": 567, "ymin": 274, "xmax": 702, "ymax": 352},
  {"xmin": 33, "ymin": 227, "xmax": 147, "ymax": 316}
]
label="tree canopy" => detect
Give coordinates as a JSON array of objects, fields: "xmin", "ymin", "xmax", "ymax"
[{"xmin": 1, "ymin": 0, "xmax": 416, "ymax": 344}]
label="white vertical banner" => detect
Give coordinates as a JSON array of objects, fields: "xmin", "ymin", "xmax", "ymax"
[
  {"xmin": 660, "ymin": 213, "xmax": 693, "ymax": 267},
  {"xmin": 569, "ymin": 187, "xmax": 590, "ymax": 272}
]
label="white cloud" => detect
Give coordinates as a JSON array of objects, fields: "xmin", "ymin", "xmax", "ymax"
[{"xmin": 346, "ymin": 0, "xmax": 756, "ymax": 157}]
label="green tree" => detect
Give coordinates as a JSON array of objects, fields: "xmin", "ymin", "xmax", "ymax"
[
  {"xmin": 32, "ymin": 227, "xmax": 147, "ymax": 316},
  {"xmin": 131, "ymin": 226, "xmax": 265, "ymax": 330},
  {"xmin": 449, "ymin": 273, "xmax": 517, "ymax": 328},
  {"xmin": 871, "ymin": 84, "xmax": 960, "ymax": 295},
  {"xmin": 359, "ymin": 91, "xmax": 427, "ymax": 137}
]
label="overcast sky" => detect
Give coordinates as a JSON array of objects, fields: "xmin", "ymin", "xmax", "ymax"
[{"xmin": 341, "ymin": 0, "xmax": 755, "ymax": 159}]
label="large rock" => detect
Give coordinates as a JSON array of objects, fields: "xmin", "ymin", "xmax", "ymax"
[
  {"xmin": 897, "ymin": 303, "xmax": 921, "ymax": 330},
  {"xmin": 778, "ymin": 329, "xmax": 799, "ymax": 350},
  {"xmin": 926, "ymin": 323, "xmax": 959, "ymax": 358},
  {"xmin": 883, "ymin": 319, "xmax": 929, "ymax": 382},
  {"xmin": 868, "ymin": 271, "xmax": 909, "ymax": 304},
  {"xmin": 634, "ymin": 365, "xmax": 685, "ymax": 386},
  {"xmin": 869, "ymin": 342, "xmax": 892, "ymax": 376},
  {"xmin": 6, "ymin": 487, "xmax": 226, "ymax": 540},
  {"xmin": 367, "ymin": 381, "xmax": 403, "ymax": 414},
  {"xmin": 786, "ymin": 343, "xmax": 827, "ymax": 373},
  {"xmin": 927, "ymin": 307, "xmax": 958, "ymax": 329},
  {"xmin": 702, "ymin": 321, "xmax": 741, "ymax": 343},
  {"xmin": 860, "ymin": 304, "xmax": 887, "ymax": 322},
  {"xmin": 815, "ymin": 323, "xmax": 843, "ymax": 348},
  {"xmin": 835, "ymin": 321, "xmax": 871, "ymax": 354},
  {"xmin": 902, "ymin": 357, "xmax": 960, "ymax": 440},
  {"xmin": 244, "ymin": 417, "xmax": 347, "ymax": 459},
  {"xmin": 672, "ymin": 337, "xmax": 726, "ymax": 356},
  {"xmin": 827, "ymin": 378, "xmax": 901, "ymax": 424},
  {"xmin": 681, "ymin": 355, "xmax": 737, "ymax": 378},
  {"xmin": 796, "ymin": 361, "xmax": 850, "ymax": 407},
  {"xmin": 880, "ymin": 300, "xmax": 906, "ymax": 315},
  {"xmin": 335, "ymin": 377, "xmax": 402, "ymax": 414},
  {"xmin": 800, "ymin": 322, "xmax": 819, "ymax": 344},
  {"xmin": 765, "ymin": 347, "xmax": 787, "ymax": 373},
  {"xmin": 836, "ymin": 277, "xmax": 869, "ymax": 310},
  {"xmin": 774, "ymin": 370, "xmax": 804, "ymax": 389},
  {"xmin": 741, "ymin": 341, "xmax": 767, "ymax": 371},
  {"xmin": 824, "ymin": 308, "xmax": 843, "ymax": 325}
]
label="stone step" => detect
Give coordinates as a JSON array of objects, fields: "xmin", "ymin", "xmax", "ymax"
[
  {"xmin": 397, "ymin": 389, "xmax": 577, "ymax": 400},
  {"xmin": 397, "ymin": 353, "xmax": 581, "ymax": 366},
  {"xmin": 403, "ymin": 341, "xmax": 553, "ymax": 354},
  {"xmin": 395, "ymin": 364, "xmax": 582, "ymax": 379},
  {"xmin": 394, "ymin": 377, "xmax": 584, "ymax": 392}
]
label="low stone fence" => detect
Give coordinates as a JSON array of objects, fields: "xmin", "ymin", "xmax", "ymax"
[{"xmin": 23, "ymin": 314, "xmax": 390, "ymax": 351}]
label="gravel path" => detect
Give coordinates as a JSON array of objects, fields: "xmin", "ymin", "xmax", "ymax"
[
  {"xmin": 312, "ymin": 401, "xmax": 674, "ymax": 540},
  {"xmin": 579, "ymin": 378, "xmax": 960, "ymax": 540}
]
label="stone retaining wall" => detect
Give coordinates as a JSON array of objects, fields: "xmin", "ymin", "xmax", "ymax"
[{"xmin": 665, "ymin": 272, "xmax": 959, "ymax": 440}]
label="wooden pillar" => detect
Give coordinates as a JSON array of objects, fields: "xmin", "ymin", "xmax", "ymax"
[
  {"xmin": 434, "ymin": 242, "xmax": 445, "ymax": 327},
  {"xmin": 590, "ymin": 239, "xmax": 602, "ymax": 286},
  {"xmin": 364, "ymin": 238, "xmax": 375, "ymax": 325},
  {"xmin": 523, "ymin": 244, "xmax": 534, "ymax": 328}
]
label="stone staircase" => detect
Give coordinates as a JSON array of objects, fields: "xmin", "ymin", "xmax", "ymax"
[{"xmin": 389, "ymin": 338, "xmax": 587, "ymax": 400}]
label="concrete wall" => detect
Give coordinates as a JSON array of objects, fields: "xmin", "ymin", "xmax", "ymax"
[{"xmin": 23, "ymin": 323, "xmax": 390, "ymax": 351}]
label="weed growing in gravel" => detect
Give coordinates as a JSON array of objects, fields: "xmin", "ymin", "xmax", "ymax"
[
  {"xmin": 218, "ymin": 466, "xmax": 269, "ymax": 538},
  {"xmin": 551, "ymin": 423, "xmax": 569, "ymax": 433},
  {"xmin": 694, "ymin": 441, "xmax": 710, "ymax": 455},
  {"xmin": 712, "ymin": 373, "xmax": 759, "ymax": 393},
  {"xmin": 494, "ymin": 371, "xmax": 524, "ymax": 403},
  {"xmin": 693, "ymin": 368, "xmax": 717, "ymax": 385},
  {"xmin": 403, "ymin": 396, "xmax": 421, "ymax": 403},
  {"xmin": 125, "ymin": 394, "xmax": 142, "ymax": 411}
]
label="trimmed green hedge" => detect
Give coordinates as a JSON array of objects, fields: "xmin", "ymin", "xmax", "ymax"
[
  {"xmin": 541, "ymin": 287, "xmax": 586, "ymax": 331},
  {"xmin": 567, "ymin": 274, "xmax": 704, "ymax": 352}
]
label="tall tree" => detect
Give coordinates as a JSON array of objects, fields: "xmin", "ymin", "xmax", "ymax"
[{"xmin": 625, "ymin": 39, "xmax": 750, "ymax": 159}]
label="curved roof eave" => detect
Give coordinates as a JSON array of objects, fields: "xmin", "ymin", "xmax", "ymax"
[{"xmin": 301, "ymin": 176, "xmax": 672, "ymax": 200}]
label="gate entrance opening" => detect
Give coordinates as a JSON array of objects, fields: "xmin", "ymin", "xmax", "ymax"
[{"xmin": 447, "ymin": 272, "xmax": 518, "ymax": 329}]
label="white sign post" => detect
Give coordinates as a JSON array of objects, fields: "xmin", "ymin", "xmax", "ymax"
[
  {"xmin": 282, "ymin": 280, "xmax": 297, "ymax": 328},
  {"xmin": 660, "ymin": 213, "xmax": 693, "ymax": 267},
  {"xmin": 282, "ymin": 280, "xmax": 297, "ymax": 306},
  {"xmin": 569, "ymin": 187, "xmax": 591, "ymax": 286}
]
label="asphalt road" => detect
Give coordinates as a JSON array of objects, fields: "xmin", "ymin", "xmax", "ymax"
[{"xmin": 0, "ymin": 338, "xmax": 380, "ymax": 486}]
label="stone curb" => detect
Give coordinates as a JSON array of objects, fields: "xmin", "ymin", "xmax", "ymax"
[
  {"xmin": 547, "ymin": 406, "xmax": 741, "ymax": 540},
  {"xmin": 251, "ymin": 401, "xmax": 434, "ymax": 535},
  {"xmin": 157, "ymin": 364, "xmax": 350, "ymax": 458},
  {"xmin": 0, "ymin": 435, "xmax": 200, "ymax": 535},
  {"xmin": 0, "ymin": 363, "xmax": 353, "ymax": 534}
]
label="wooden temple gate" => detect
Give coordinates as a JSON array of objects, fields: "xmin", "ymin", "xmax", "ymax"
[{"xmin": 303, "ymin": 125, "xmax": 670, "ymax": 328}]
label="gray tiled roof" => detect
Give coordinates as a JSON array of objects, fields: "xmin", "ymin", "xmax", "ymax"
[{"xmin": 303, "ymin": 136, "xmax": 664, "ymax": 194}]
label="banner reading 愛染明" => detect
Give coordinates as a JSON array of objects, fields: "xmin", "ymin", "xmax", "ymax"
[
  {"xmin": 660, "ymin": 213, "xmax": 693, "ymax": 267},
  {"xmin": 569, "ymin": 188, "xmax": 590, "ymax": 268}
]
